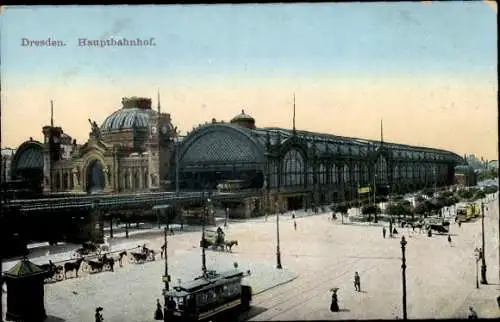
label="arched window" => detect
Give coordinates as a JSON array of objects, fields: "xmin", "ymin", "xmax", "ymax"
[
  {"xmin": 362, "ymin": 164, "xmax": 369, "ymax": 184},
  {"xmin": 122, "ymin": 171, "xmax": 129, "ymax": 189},
  {"xmin": 393, "ymin": 165, "xmax": 399, "ymax": 181},
  {"xmin": 143, "ymin": 169, "xmax": 149, "ymax": 189},
  {"xmin": 319, "ymin": 163, "xmax": 326, "ymax": 184},
  {"xmin": 331, "ymin": 164, "xmax": 337, "ymax": 184},
  {"xmin": 375, "ymin": 155, "xmax": 388, "ymax": 184},
  {"xmin": 342, "ymin": 164, "xmax": 350, "ymax": 184},
  {"xmin": 281, "ymin": 149, "xmax": 305, "ymax": 187},
  {"xmin": 353, "ymin": 164, "xmax": 360, "ymax": 184},
  {"xmin": 269, "ymin": 160, "xmax": 278, "ymax": 188}
]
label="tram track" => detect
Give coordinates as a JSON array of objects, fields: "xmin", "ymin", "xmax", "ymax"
[
  {"xmin": 251, "ymin": 257, "xmax": 361, "ymax": 309},
  {"xmin": 251, "ymin": 258, "xmax": 385, "ymax": 321}
]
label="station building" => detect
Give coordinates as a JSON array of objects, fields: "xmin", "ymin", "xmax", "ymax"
[
  {"xmin": 9, "ymin": 95, "xmax": 466, "ymax": 215},
  {"xmin": 172, "ymin": 110, "xmax": 465, "ymax": 214}
]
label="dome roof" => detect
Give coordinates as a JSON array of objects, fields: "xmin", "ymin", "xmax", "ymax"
[
  {"xmin": 100, "ymin": 97, "xmax": 155, "ymax": 132},
  {"xmin": 230, "ymin": 109, "xmax": 255, "ymax": 123}
]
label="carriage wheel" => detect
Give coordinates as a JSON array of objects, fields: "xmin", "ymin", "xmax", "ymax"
[
  {"xmin": 104, "ymin": 263, "xmax": 111, "ymax": 271},
  {"xmin": 55, "ymin": 272, "xmax": 64, "ymax": 281},
  {"xmin": 81, "ymin": 263, "xmax": 89, "ymax": 272},
  {"xmin": 44, "ymin": 277, "xmax": 52, "ymax": 284}
]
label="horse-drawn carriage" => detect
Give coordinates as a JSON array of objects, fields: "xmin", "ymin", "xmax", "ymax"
[
  {"xmin": 39, "ymin": 260, "xmax": 64, "ymax": 283},
  {"xmin": 74, "ymin": 241, "xmax": 109, "ymax": 257},
  {"xmin": 200, "ymin": 229, "xmax": 238, "ymax": 252},
  {"xmin": 130, "ymin": 245, "xmax": 156, "ymax": 264},
  {"xmin": 83, "ymin": 254, "xmax": 116, "ymax": 273}
]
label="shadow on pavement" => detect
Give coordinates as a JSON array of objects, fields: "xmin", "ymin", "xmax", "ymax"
[
  {"xmin": 339, "ymin": 308, "xmax": 351, "ymax": 312},
  {"xmin": 237, "ymin": 306, "xmax": 268, "ymax": 321}
]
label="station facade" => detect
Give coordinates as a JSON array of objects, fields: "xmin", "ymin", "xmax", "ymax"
[
  {"xmin": 10, "ymin": 96, "xmax": 465, "ymax": 216},
  {"xmin": 173, "ymin": 110, "xmax": 465, "ymax": 214}
]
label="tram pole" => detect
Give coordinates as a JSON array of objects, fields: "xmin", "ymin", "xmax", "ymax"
[
  {"xmin": 163, "ymin": 226, "xmax": 169, "ymax": 322},
  {"xmin": 201, "ymin": 193, "xmax": 208, "ymax": 275},
  {"xmin": 480, "ymin": 202, "xmax": 488, "ymax": 284},
  {"xmin": 276, "ymin": 201, "xmax": 282, "ymax": 269}
]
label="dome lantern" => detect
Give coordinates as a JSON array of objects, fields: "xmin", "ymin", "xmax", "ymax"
[{"xmin": 230, "ymin": 109, "xmax": 256, "ymax": 129}]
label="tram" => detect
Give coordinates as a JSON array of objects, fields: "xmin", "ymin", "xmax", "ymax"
[{"xmin": 164, "ymin": 269, "xmax": 252, "ymax": 322}]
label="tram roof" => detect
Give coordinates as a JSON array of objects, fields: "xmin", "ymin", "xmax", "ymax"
[{"xmin": 167, "ymin": 269, "xmax": 245, "ymax": 296}]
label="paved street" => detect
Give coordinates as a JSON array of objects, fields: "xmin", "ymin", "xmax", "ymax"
[
  {"xmin": 2, "ymin": 196, "xmax": 499, "ymax": 321},
  {"xmin": 245, "ymin": 198, "xmax": 499, "ymax": 320}
]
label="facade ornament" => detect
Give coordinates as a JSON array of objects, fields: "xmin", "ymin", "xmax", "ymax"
[
  {"xmin": 88, "ymin": 118, "xmax": 101, "ymax": 138},
  {"xmin": 72, "ymin": 167, "xmax": 81, "ymax": 185}
]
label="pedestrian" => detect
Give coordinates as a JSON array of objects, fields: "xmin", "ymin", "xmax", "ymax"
[
  {"xmin": 330, "ymin": 289, "xmax": 339, "ymax": 312},
  {"xmin": 382, "ymin": 227, "xmax": 386, "ymax": 239},
  {"xmin": 292, "ymin": 210, "xmax": 296, "ymax": 220},
  {"xmin": 294, "ymin": 220, "xmax": 297, "ymax": 231},
  {"xmin": 468, "ymin": 306, "xmax": 478, "ymax": 319},
  {"xmin": 154, "ymin": 299, "xmax": 164, "ymax": 320},
  {"xmin": 354, "ymin": 272, "xmax": 361, "ymax": 292},
  {"xmin": 447, "ymin": 234, "xmax": 452, "ymax": 246},
  {"xmin": 497, "ymin": 295, "xmax": 500, "ymax": 309},
  {"xmin": 160, "ymin": 243, "xmax": 165, "ymax": 259},
  {"xmin": 458, "ymin": 221, "xmax": 462, "ymax": 228},
  {"xmin": 95, "ymin": 307, "xmax": 104, "ymax": 322}
]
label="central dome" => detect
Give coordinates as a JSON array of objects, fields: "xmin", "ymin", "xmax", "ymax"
[{"xmin": 101, "ymin": 97, "xmax": 155, "ymax": 132}]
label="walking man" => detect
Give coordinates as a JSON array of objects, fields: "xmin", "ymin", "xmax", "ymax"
[
  {"xmin": 294, "ymin": 220, "xmax": 297, "ymax": 231},
  {"xmin": 447, "ymin": 234, "xmax": 452, "ymax": 246},
  {"xmin": 354, "ymin": 272, "xmax": 361, "ymax": 292},
  {"xmin": 382, "ymin": 227, "xmax": 386, "ymax": 239}
]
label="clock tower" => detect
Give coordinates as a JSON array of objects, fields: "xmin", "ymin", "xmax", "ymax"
[{"xmin": 147, "ymin": 91, "xmax": 174, "ymax": 190}]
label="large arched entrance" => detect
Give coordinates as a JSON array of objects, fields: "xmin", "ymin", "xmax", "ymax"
[{"xmin": 86, "ymin": 160, "xmax": 105, "ymax": 193}]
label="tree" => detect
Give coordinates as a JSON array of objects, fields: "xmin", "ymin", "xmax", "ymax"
[
  {"xmin": 333, "ymin": 204, "xmax": 349, "ymax": 224},
  {"xmin": 413, "ymin": 200, "xmax": 433, "ymax": 218},
  {"xmin": 362, "ymin": 204, "xmax": 381, "ymax": 222},
  {"xmin": 474, "ymin": 190, "xmax": 486, "ymax": 201}
]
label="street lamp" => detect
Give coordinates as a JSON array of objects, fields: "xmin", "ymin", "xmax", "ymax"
[
  {"xmin": 162, "ymin": 226, "xmax": 170, "ymax": 322},
  {"xmin": 400, "ymin": 236, "xmax": 408, "ymax": 321},
  {"xmin": 201, "ymin": 192, "xmax": 211, "ymax": 275},
  {"xmin": 474, "ymin": 248, "xmax": 480, "ymax": 289},
  {"xmin": 480, "ymin": 202, "xmax": 488, "ymax": 284},
  {"xmin": 275, "ymin": 201, "xmax": 282, "ymax": 269},
  {"xmin": 224, "ymin": 207, "xmax": 229, "ymax": 228}
]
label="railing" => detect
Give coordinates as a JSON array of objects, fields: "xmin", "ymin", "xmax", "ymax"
[{"xmin": 2, "ymin": 189, "xmax": 264, "ymax": 211}]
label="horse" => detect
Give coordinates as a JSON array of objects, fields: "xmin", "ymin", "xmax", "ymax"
[
  {"xmin": 224, "ymin": 240, "xmax": 238, "ymax": 252},
  {"xmin": 87, "ymin": 259, "xmax": 105, "ymax": 273},
  {"xmin": 64, "ymin": 257, "xmax": 84, "ymax": 279}
]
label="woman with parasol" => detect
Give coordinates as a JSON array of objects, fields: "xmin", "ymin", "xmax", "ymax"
[
  {"xmin": 329, "ymin": 288, "xmax": 340, "ymax": 312},
  {"xmin": 95, "ymin": 307, "xmax": 104, "ymax": 322}
]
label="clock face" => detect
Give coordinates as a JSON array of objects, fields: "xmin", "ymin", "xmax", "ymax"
[
  {"xmin": 161, "ymin": 125, "xmax": 168, "ymax": 135},
  {"xmin": 151, "ymin": 126, "xmax": 157, "ymax": 134}
]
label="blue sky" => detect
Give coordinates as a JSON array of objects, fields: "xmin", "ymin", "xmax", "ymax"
[{"xmin": 1, "ymin": 2, "xmax": 497, "ymax": 82}]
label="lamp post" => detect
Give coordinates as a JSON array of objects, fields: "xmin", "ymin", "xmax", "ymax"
[
  {"xmin": 276, "ymin": 200, "xmax": 282, "ymax": 269},
  {"xmin": 201, "ymin": 192, "xmax": 211, "ymax": 275},
  {"xmin": 400, "ymin": 236, "xmax": 408, "ymax": 321},
  {"xmin": 480, "ymin": 202, "xmax": 488, "ymax": 284},
  {"xmin": 224, "ymin": 207, "xmax": 229, "ymax": 228},
  {"xmin": 163, "ymin": 226, "xmax": 170, "ymax": 322},
  {"xmin": 474, "ymin": 248, "xmax": 480, "ymax": 289}
]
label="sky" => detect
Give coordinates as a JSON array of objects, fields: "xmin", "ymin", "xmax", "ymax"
[{"xmin": 0, "ymin": 2, "xmax": 498, "ymax": 159}]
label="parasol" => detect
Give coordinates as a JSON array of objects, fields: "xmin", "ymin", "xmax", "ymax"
[{"xmin": 329, "ymin": 287, "xmax": 339, "ymax": 292}]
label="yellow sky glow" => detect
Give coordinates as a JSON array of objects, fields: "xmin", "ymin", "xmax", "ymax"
[{"xmin": 1, "ymin": 76, "xmax": 498, "ymax": 159}]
